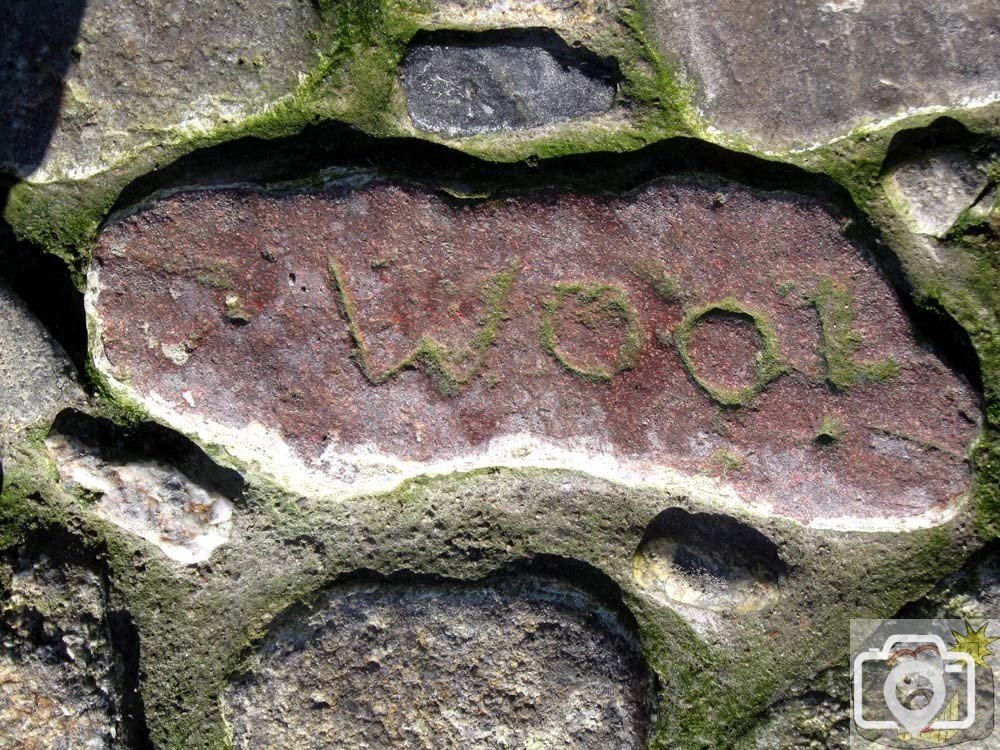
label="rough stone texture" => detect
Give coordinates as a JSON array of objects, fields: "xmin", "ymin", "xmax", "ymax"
[
  {"xmin": 224, "ymin": 576, "xmax": 654, "ymax": 750},
  {"xmin": 751, "ymin": 679, "xmax": 850, "ymax": 750},
  {"xmin": 884, "ymin": 150, "xmax": 990, "ymax": 237},
  {"xmin": 632, "ymin": 509, "xmax": 785, "ymax": 614},
  {"xmin": 903, "ymin": 546, "xmax": 1000, "ymax": 622},
  {"xmin": 91, "ymin": 178, "xmax": 978, "ymax": 524},
  {"xmin": 973, "ymin": 186, "xmax": 999, "ymax": 220},
  {"xmin": 422, "ymin": 0, "xmax": 619, "ymax": 29},
  {"xmin": 1, "ymin": 1, "xmax": 999, "ymax": 748},
  {"xmin": 0, "ymin": 283, "xmax": 79, "ymax": 436},
  {"xmin": 401, "ymin": 36, "xmax": 619, "ymax": 137},
  {"xmin": 648, "ymin": 0, "xmax": 1000, "ymax": 149},
  {"xmin": 45, "ymin": 433, "xmax": 234, "ymax": 564},
  {"xmin": 0, "ymin": 0, "xmax": 85, "ymax": 173},
  {"xmin": 0, "ymin": 554, "xmax": 119, "ymax": 749},
  {"xmin": 1, "ymin": 0, "xmax": 319, "ymax": 181}
]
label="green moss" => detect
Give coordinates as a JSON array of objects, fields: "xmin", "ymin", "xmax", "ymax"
[
  {"xmin": 4, "ymin": 181, "xmax": 111, "ymax": 277},
  {"xmin": 83, "ymin": 356, "xmax": 153, "ymax": 428},
  {"xmin": 709, "ymin": 449, "xmax": 744, "ymax": 476},
  {"xmin": 808, "ymin": 278, "xmax": 900, "ymax": 391},
  {"xmin": 973, "ymin": 434, "xmax": 1000, "ymax": 539},
  {"xmin": 540, "ymin": 282, "xmax": 644, "ymax": 382},
  {"xmin": 0, "ymin": 432, "xmax": 74, "ymax": 551},
  {"xmin": 329, "ymin": 260, "xmax": 517, "ymax": 395},
  {"xmin": 814, "ymin": 415, "xmax": 845, "ymax": 446},
  {"xmin": 620, "ymin": 1, "xmax": 700, "ymax": 134},
  {"xmin": 934, "ymin": 217, "xmax": 1000, "ymax": 537},
  {"xmin": 774, "ymin": 280, "xmax": 796, "ymax": 298},
  {"xmin": 194, "ymin": 261, "xmax": 236, "ymax": 290},
  {"xmin": 632, "ymin": 260, "xmax": 683, "ymax": 302},
  {"xmin": 675, "ymin": 297, "xmax": 788, "ymax": 407}
]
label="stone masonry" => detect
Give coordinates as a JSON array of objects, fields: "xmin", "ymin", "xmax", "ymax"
[{"xmin": 1, "ymin": 1, "xmax": 999, "ymax": 748}]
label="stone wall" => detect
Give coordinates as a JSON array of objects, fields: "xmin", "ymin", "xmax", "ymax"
[{"xmin": 1, "ymin": 1, "xmax": 998, "ymax": 748}]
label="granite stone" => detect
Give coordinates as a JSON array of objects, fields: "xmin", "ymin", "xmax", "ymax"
[
  {"xmin": 0, "ymin": 555, "xmax": 121, "ymax": 749},
  {"xmin": 401, "ymin": 34, "xmax": 618, "ymax": 137},
  {"xmin": 648, "ymin": 0, "xmax": 1000, "ymax": 149},
  {"xmin": 89, "ymin": 177, "xmax": 979, "ymax": 524}
]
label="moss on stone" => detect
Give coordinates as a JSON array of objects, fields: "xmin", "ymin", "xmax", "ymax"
[
  {"xmin": 709, "ymin": 449, "xmax": 744, "ymax": 476},
  {"xmin": 632, "ymin": 260, "xmax": 684, "ymax": 302},
  {"xmin": 814, "ymin": 415, "xmax": 845, "ymax": 446},
  {"xmin": 540, "ymin": 281, "xmax": 645, "ymax": 383},
  {"xmin": 774, "ymin": 280, "xmax": 796, "ymax": 298},
  {"xmin": 2, "ymin": 36, "xmax": 998, "ymax": 746},
  {"xmin": 808, "ymin": 277, "xmax": 900, "ymax": 391},
  {"xmin": 780, "ymin": 108, "xmax": 998, "ymax": 538},
  {"xmin": 329, "ymin": 260, "xmax": 517, "ymax": 395},
  {"xmin": 675, "ymin": 297, "xmax": 788, "ymax": 407}
]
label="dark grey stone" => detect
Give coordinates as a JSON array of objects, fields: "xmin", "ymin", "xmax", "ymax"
[
  {"xmin": 0, "ymin": 554, "xmax": 120, "ymax": 749},
  {"xmin": 401, "ymin": 34, "xmax": 618, "ymax": 137},
  {"xmin": 0, "ymin": 283, "xmax": 79, "ymax": 435}
]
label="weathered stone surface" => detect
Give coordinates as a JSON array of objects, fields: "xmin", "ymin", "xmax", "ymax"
[
  {"xmin": 884, "ymin": 151, "xmax": 990, "ymax": 237},
  {"xmin": 401, "ymin": 33, "xmax": 619, "ymax": 137},
  {"xmin": 750, "ymin": 674, "xmax": 850, "ymax": 750},
  {"xmin": 0, "ymin": 554, "xmax": 120, "ymax": 749},
  {"xmin": 0, "ymin": 283, "xmax": 79, "ymax": 435},
  {"xmin": 972, "ymin": 185, "xmax": 998, "ymax": 220},
  {"xmin": 90, "ymin": 177, "xmax": 979, "ymax": 524},
  {"xmin": 1, "ymin": 0, "xmax": 998, "ymax": 747},
  {"xmin": 632, "ymin": 508, "xmax": 786, "ymax": 614},
  {"xmin": 648, "ymin": 0, "xmax": 1000, "ymax": 149},
  {"xmin": 903, "ymin": 546, "xmax": 1000, "ymax": 622},
  {"xmin": 0, "ymin": 0, "xmax": 85, "ymax": 173},
  {"xmin": 44, "ymin": 411, "xmax": 243, "ymax": 564},
  {"xmin": 421, "ymin": 0, "xmax": 619, "ymax": 29},
  {"xmin": 2, "ymin": 0, "xmax": 319, "ymax": 181},
  {"xmin": 46, "ymin": 433, "xmax": 234, "ymax": 564},
  {"xmin": 224, "ymin": 576, "xmax": 654, "ymax": 749}
]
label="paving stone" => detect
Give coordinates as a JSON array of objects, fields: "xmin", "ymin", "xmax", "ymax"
[
  {"xmin": 224, "ymin": 576, "xmax": 655, "ymax": 750},
  {"xmin": 1, "ymin": 0, "xmax": 319, "ymax": 181},
  {"xmin": 884, "ymin": 151, "xmax": 990, "ymax": 237},
  {"xmin": 89, "ymin": 177, "xmax": 979, "ymax": 524},
  {"xmin": 401, "ymin": 34, "xmax": 619, "ymax": 137},
  {"xmin": 648, "ymin": 0, "xmax": 1000, "ymax": 149},
  {"xmin": 0, "ymin": 283, "xmax": 79, "ymax": 436}
]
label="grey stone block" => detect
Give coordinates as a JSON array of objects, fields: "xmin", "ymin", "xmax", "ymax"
[{"xmin": 402, "ymin": 32, "xmax": 619, "ymax": 137}]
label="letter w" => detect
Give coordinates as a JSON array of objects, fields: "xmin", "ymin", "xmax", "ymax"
[{"xmin": 328, "ymin": 260, "xmax": 518, "ymax": 396}]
